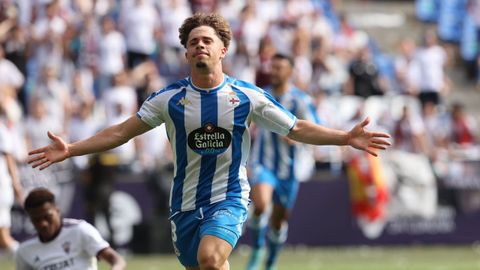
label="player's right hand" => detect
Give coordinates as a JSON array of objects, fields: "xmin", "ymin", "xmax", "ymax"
[{"xmin": 28, "ymin": 131, "xmax": 70, "ymax": 170}]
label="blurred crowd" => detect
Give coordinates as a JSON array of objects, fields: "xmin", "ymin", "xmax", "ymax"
[{"xmin": 0, "ymin": 0, "xmax": 479, "ymax": 196}]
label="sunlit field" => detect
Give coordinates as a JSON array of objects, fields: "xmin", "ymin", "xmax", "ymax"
[{"xmin": 3, "ymin": 245, "xmax": 480, "ymax": 270}]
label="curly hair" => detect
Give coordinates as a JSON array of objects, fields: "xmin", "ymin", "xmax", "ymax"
[{"xmin": 179, "ymin": 13, "xmax": 232, "ymax": 49}]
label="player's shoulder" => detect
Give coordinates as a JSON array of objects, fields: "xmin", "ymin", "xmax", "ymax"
[
  {"xmin": 290, "ymin": 87, "xmax": 310, "ymax": 98},
  {"xmin": 18, "ymin": 234, "xmax": 40, "ymax": 250},
  {"xmin": 62, "ymin": 218, "xmax": 83, "ymax": 228},
  {"xmin": 146, "ymin": 78, "xmax": 189, "ymax": 101},
  {"xmin": 227, "ymin": 76, "xmax": 264, "ymax": 94}
]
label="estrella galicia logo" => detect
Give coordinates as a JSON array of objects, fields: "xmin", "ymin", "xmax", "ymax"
[{"xmin": 188, "ymin": 123, "xmax": 231, "ymax": 155}]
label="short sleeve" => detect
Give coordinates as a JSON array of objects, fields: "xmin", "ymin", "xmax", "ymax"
[
  {"xmin": 79, "ymin": 221, "xmax": 110, "ymax": 257},
  {"xmin": 137, "ymin": 92, "xmax": 166, "ymax": 128},
  {"xmin": 251, "ymin": 90, "xmax": 297, "ymax": 136}
]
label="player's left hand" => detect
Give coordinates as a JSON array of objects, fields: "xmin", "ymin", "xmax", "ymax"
[{"xmin": 347, "ymin": 117, "xmax": 391, "ymax": 156}]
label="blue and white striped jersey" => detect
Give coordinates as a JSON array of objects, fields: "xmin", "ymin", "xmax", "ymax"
[
  {"xmin": 251, "ymin": 86, "xmax": 321, "ymax": 182},
  {"xmin": 137, "ymin": 75, "xmax": 296, "ymax": 213}
]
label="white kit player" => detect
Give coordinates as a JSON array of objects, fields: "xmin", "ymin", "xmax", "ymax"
[
  {"xmin": 28, "ymin": 13, "xmax": 390, "ymax": 270},
  {"xmin": 16, "ymin": 188, "xmax": 126, "ymax": 270}
]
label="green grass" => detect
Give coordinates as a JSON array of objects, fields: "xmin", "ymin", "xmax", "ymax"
[{"xmin": 3, "ymin": 245, "xmax": 480, "ymax": 269}]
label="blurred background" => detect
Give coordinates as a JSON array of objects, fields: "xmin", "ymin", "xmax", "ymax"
[{"xmin": 1, "ymin": 0, "xmax": 480, "ymax": 269}]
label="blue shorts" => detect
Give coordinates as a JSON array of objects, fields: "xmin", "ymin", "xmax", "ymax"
[
  {"xmin": 251, "ymin": 165, "xmax": 299, "ymax": 209},
  {"xmin": 169, "ymin": 199, "xmax": 248, "ymax": 267}
]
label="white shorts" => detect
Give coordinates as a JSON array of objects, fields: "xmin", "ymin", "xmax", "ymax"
[{"xmin": 0, "ymin": 206, "xmax": 12, "ymax": 228}]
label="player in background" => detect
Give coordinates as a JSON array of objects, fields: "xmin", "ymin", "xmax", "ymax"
[
  {"xmin": 15, "ymin": 187, "xmax": 126, "ymax": 270},
  {"xmin": 0, "ymin": 108, "xmax": 23, "ymax": 257},
  {"xmin": 28, "ymin": 13, "xmax": 390, "ymax": 270},
  {"xmin": 246, "ymin": 53, "xmax": 320, "ymax": 270}
]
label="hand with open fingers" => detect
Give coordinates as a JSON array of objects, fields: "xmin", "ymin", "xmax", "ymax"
[
  {"xmin": 347, "ymin": 117, "xmax": 391, "ymax": 156},
  {"xmin": 28, "ymin": 131, "xmax": 70, "ymax": 170}
]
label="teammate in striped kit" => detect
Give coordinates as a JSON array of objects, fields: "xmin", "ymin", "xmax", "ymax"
[
  {"xmin": 28, "ymin": 13, "xmax": 391, "ymax": 270},
  {"xmin": 246, "ymin": 54, "xmax": 321, "ymax": 270}
]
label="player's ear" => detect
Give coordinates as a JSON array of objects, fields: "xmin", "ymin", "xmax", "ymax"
[{"xmin": 220, "ymin": 47, "xmax": 227, "ymax": 60}]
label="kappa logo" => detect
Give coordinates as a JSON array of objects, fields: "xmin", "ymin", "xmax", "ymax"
[
  {"xmin": 177, "ymin": 97, "xmax": 191, "ymax": 106},
  {"xmin": 62, "ymin": 241, "xmax": 71, "ymax": 254},
  {"xmin": 227, "ymin": 92, "xmax": 240, "ymax": 107}
]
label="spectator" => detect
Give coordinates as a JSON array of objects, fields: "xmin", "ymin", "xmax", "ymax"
[
  {"xmin": 30, "ymin": 1, "xmax": 67, "ymax": 74},
  {"xmin": 448, "ymin": 102, "xmax": 478, "ymax": 147},
  {"xmin": 416, "ymin": 28, "xmax": 449, "ymax": 106},
  {"xmin": 345, "ymin": 46, "xmax": 387, "ymax": 98},
  {"xmin": 394, "ymin": 38, "xmax": 421, "ymax": 96},
  {"xmin": 393, "ymin": 105, "xmax": 429, "ymax": 154},
  {"xmin": 0, "ymin": 105, "xmax": 23, "ymax": 257},
  {"xmin": 96, "ymin": 15, "xmax": 126, "ymax": 97},
  {"xmin": 120, "ymin": 0, "xmax": 159, "ymax": 69}
]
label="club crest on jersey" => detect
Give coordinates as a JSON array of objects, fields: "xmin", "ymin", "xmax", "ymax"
[
  {"xmin": 177, "ymin": 97, "xmax": 191, "ymax": 106},
  {"xmin": 62, "ymin": 241, "xmax": 71, "ymax": 254},
  {"xmin": 227, "ymin": 92, "xmax": 240, "ymax": 107},
  {"xmin": 188, "ymin": 123, "xmax": 232, "ymax": 155}
]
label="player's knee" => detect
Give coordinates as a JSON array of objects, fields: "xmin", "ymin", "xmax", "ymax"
[
  {"xmin": 197, "ymin": 252, "xmax": 225, "ymax": 270},
  {"xmin": 253, "ymin": 202, "xmax": 268, "ymax": 216}
]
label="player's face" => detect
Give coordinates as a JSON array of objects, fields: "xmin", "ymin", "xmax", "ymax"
[
  {"xmin": 270, "ymin": 58, "xmax": 292, "ymax": 88},
  {"xmin": 185, "ymin": 26, "xmax": 227, "ymax": 73},
  {"xmin": 27, "ymin": 202, "xmax": 61, "ymax": 242}
]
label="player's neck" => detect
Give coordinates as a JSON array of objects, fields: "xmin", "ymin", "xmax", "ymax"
[
  {"xmin": 272, "ymin": 83, "xmax": 289, "ymax": 96},
  {"xmin": 190, "ymin": 68, "xmax": 224, "ymax": 89}
]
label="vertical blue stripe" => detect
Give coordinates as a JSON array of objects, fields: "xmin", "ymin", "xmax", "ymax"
[
  {"xmin": 169, "ymin": 89, "xmax": 187, "ymax": 211},
  {"xmin": 258, "ymin": 130, "xmax": 265, "ymax": 165},
  {"xmin": 196, "ymin": 91, "xmax": 218, "ymax": 205},
  {"xmin": 227, "ymin": 88, "xmax": 250, "ymax": 195},
  {"xmin": 289, "ymin": 99, "xmax": 298, "ymax": 179},
  {"xmin": 272, "ymin": 133, "xmax": 280, "ymax": 174}
]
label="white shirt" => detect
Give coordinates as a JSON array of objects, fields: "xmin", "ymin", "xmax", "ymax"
[
  {"xmin": 122, "ymin": 2, "xmax": 158, "ymax": 54},
  {"xmin": 16, "ymin": 218, "xmax": 110, "ymax": 270},
  {"xmin": 98, "ymin": 31, "xmax": 126, "ymax": 75},
  {"xmin": 416, "ymin": 45, "xmax": 447, "ymax": 92}
]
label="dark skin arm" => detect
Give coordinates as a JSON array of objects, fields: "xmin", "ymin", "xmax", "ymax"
[{"xmin": 97, "ymin": 247, "xmax": 126, "ymax": 270}]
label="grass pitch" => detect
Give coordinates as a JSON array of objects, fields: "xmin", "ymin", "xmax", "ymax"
[{"xmin": 2, "ymin": 245, "xmax": 480, "ymax": 269}]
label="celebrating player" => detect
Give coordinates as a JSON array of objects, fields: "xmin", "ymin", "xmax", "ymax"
[{"xmin": 28, "ymin": 13, "xmax": 390, "ymax": 270}]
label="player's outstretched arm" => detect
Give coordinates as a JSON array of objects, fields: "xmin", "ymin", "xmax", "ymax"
[
  {"xmin": 28, "ymin": 116, "xmax": 152, "ymax": 170},
  {"xmin": 97, "ymin": 247, "xmax": 126, "ymax": 270},
  {"xmin": 287, "ymin": 117, "xmax": 391, "ymax": 156}
]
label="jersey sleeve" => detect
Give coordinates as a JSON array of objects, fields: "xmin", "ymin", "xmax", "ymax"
[
  {"xmin": 251, "ymin": 90, "xmax": 297, "ymax": 136},
  {"xmin": 136, "ymin": 90, "xmax": 167, "ymax": 128},
  {"xmin": 79, "ymin": 221, "xmax": 110, "ymax": 257}
]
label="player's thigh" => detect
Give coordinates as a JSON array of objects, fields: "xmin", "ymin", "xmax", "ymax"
[
  {"xmin": 250, "ymin": 166, "xmax": 277, "ymax": 211},
  {"xmin": 170, "ymin": 210, "xmax": 203, "ymax": 267},
  {"xmin": 250, "ymin": 183, "xmax": 274, "ymax": 211},
  {"xmin": 197, "ymin": 235, "xmax": 232, "ymax": 267}
]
